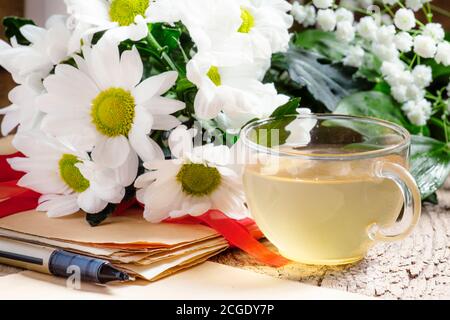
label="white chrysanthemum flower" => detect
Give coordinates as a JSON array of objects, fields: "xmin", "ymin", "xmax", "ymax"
[
  {"xmin": 414, "ymin": 35, "xmax": 437, "ymax": 58},
  {"xmin": 317, "ymin": 9, "xmax": 336, "ymax": 32},
  {"xmin": 435, "ymin": 42, "xmax": 450, "ymax": 66},
  {"xmin": 394, "ymin": 8, "xmax": 416, "ymax": 32},
  {"xmin": 343, "ymin": 46, "xmax": 365, "ymax": 68},
  {"xmin": 412, "ymin": 65, "xmax": 432, "ymax": 88},
  {"xmin": 175, "ymin": 0, "xmax": 293, "ymax": 61},
  {"xmin": 64, "ymin": 0, "xmax": 154, "ymax": 43},
  {"xmin": 37, "ymin": 39, "xmax": 184, "ymax": 169},
  {"xmin": 395, "ymin": 32, "xmax": 413, "ymax": 52},
  {"xmin": 406, "ymin": 0, "xmax": 427, "ymax": 12},
  {"xmin": 336, "ymin": 21, "xmax": 355, "ymax": 43},
  {"xmin": 423, "ymin": 23, "xmax": 445, "ymax": 42},
  {"xmin": 402, "ymin": 99, "xmax": 431, "ymax": 126},
  {"xmin": 376, "ymin": 25, "xmax": 396, "ymax": 46},
  {"xmin": 8, "ymin": 132, "xmax": 131, "ymax": 217},
  {"xmin": 187, "ymin": 53, "xmax": 288, "ymax": 129},
  {"xmin": 236, "ymin": 0, "xmax": 293, "ymax": 59},
  {"xmin": 215, "ymin": 82, "xmax": 289, "ymax": 131},
  {"xmin": 135, "ymin": 126, "xmax": 248, "ymax": 223},
  {"xmin": 0, "ymin": 78, "xmax": 43, "ymax": 136},
  {"xmin": 0, "ymin": 15, "xmax": 82, "ymax": 84},
  {"xmin": 162, "ymin": 0, "xmax": 252, "ymax": 65},
  {"xmin": 313, "ymin": 0, "xmax": 334, "ymax": 9},
  {"xmin": 335, "ymin": 7, "xmax": 354, "ymax": 24},
  {"xmin": 357, "ymin": 16, "xmax": 378, "ymax": 41}
]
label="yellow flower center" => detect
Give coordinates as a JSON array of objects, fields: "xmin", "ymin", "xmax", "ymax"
[
  {"xmin": 238, "ymin": 8, "xmax": 255, "ymax": 33},
  {"xmin": 109, "ymin": 0, "xmax": 150, "ymax": 26},
  {"xmin": 176, "ymin": 163, "xmax": 222, "ymax": 197},
  {"xmin": 59, "ymin": 154, "xmax": 90, "ymax": 193},
  {"xmin": 91, "ymin": 88, "xmax": 135, "ymax": 137},
  {"xmin": 207, "ymin": 66, "xmax": 221, "ymax": 86}
]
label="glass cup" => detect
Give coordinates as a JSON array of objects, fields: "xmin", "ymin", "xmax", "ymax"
[{"xmin": 240, "ymin": 114, "xmax": 421, "ymax": 265}]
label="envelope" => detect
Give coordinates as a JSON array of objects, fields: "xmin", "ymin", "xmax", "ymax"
[{"xmin": 0, "ymin": 209, "xmax": 219, "ymax": 247}]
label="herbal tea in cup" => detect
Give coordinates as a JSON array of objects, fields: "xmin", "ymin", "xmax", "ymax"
[{"xmin": 241, "ymin": 114, "xmax": 421, "ymax": 265}]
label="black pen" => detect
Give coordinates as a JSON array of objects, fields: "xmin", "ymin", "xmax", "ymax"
[{"xmin": 0, "ymin": 237, "xmax": 130, "ymax": 284}]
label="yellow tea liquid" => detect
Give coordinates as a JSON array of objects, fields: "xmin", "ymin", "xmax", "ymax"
[{"xmin": 243, "ymin": 153, "xmax": 405, "ymax": 265}]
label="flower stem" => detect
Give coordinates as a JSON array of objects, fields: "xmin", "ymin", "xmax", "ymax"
[
  {"xmin": 146, "ymin": 33, "xmax": 179, "ymax": 72},
  {"xmin": 430, "ymin": 4, "xmax": 450, "ymax": 19}
]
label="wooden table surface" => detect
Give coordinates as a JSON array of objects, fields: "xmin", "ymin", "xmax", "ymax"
[{"xmin": 1, "ymin": 180, "xmax": 449, "ymax": 299}]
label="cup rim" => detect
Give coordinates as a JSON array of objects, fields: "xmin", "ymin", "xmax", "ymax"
[{"xmin": 240, "ymin": 113, "xmax": 411, "ymax": 161}]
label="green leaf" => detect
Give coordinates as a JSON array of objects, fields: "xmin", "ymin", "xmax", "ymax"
[
  {"xmin": 149, "ymin": 23, "xmax": 182, "ymax": 50},
  {"xmin": 250, "ymin": 116, "xmax": 297, "ymax": 149},
  {"xmin": 373, "ymin": 81, "xmax": 391, "ymax": 95},
  {"xmin": 285, "ymin": 47, "xmax": 364, "ymax": 111},
  {"xmin": 423, "ymin": 192, "xmax": 438, "ymax": 204},
  {"xmin": 334, "ymin": 91, "xmax": 408, "ymax": 126},
  {"xmin": 424, "ymin": 58, "xmax": 450, "ymax": 79},
  {"xmin": 270, "ymin": 98, "xmax": 301, "ymax": 118},
  {"xmin": 2, "ymin": 16, "xmax": 36, "ymax": 45},
  {"xmin": 355, "ymin": 52, "xmax": 382, "ymax": 82},
  {"xmin": 410, "ymin": 135, "xmax": 450, "ymax": 199},
  {"xmin": 293, "ymin": 30, "xmax": 349, "ymax": 63}
]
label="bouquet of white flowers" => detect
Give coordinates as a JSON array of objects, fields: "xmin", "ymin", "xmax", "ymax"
[
  {"xmin": 1, "ymin": 0, "xmax": 450, "ymax": 226},
  {"xmin": 0, "ymin": 0, "xmax": 296, "ymax": 225},
  {"xmin": 284, "ymin": 0, "xmax": 450, "ymax": 202}
]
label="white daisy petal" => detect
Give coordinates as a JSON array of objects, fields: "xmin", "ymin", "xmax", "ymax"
[
  {"xmin": 91, "ymin": 135, "xmax": 130, "ymax": 168},
  {"xmin": 181, "ymin": 196, "xmax": 212, "ymax": 216},
  {"xmin": 151, "ymin": 115, "xmax": 181, "ymax": 131},
  {"xmin": 129, "ymin": 127, "xmax": 165, "ymax": 162},
  {"xmin": 141, "ymin": 97, "xmax": 185, "ymax": 115},
  {"xmin": 77, "ymin": 188, "xmax": 109, "ymax": 214},
  {"xmin": 142, "ymin": 180, "xmax": 181, "ymax": 223},
  {"xmin": 1, "ymin": 110, "xmax": 20, "ymax": 136},
  {"xmin": 120, "ymin": 46, "xmax": 143, "ymax": 90},
  {"xmin": 115, "ymin": 148, "xmax": 139, "ymax": 187},
  {"xmin": 168, "ymin": 126, "xmax": 194, "ymax": 159},
  {"xmin": 132, "ymin": 71, "xmax": 178, "ymax": 104},
  {"xmin": 38, "ymin": 194, "xmax": 80, "ymax": 218},
  {"xmin": 17, "ymin": 171, "xmax": 69, "ymax": 195}
]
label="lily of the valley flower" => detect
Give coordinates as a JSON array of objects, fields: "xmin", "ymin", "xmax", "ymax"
[{"xmin": 135, "ymin": 126, "xmax": 248, "ymax": 223}]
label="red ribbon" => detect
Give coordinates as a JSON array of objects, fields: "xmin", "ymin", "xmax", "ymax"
[
  {"xmin": 0, "ymin": 153, "xmax": 40, "ymax": 218},
  {"xmin": 0, "ymin": 153, "xmax": 289, "ymax": 267}
]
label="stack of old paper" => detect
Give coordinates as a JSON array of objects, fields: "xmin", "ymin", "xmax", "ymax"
[{"xmin": 0, "ymin": 209, "xmax": 228, "ymax": 281}]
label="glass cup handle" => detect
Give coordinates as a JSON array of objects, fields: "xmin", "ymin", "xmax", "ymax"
[{"xmin": 369, "ymin": 161, "xmax": 422, "ymax": 242}]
